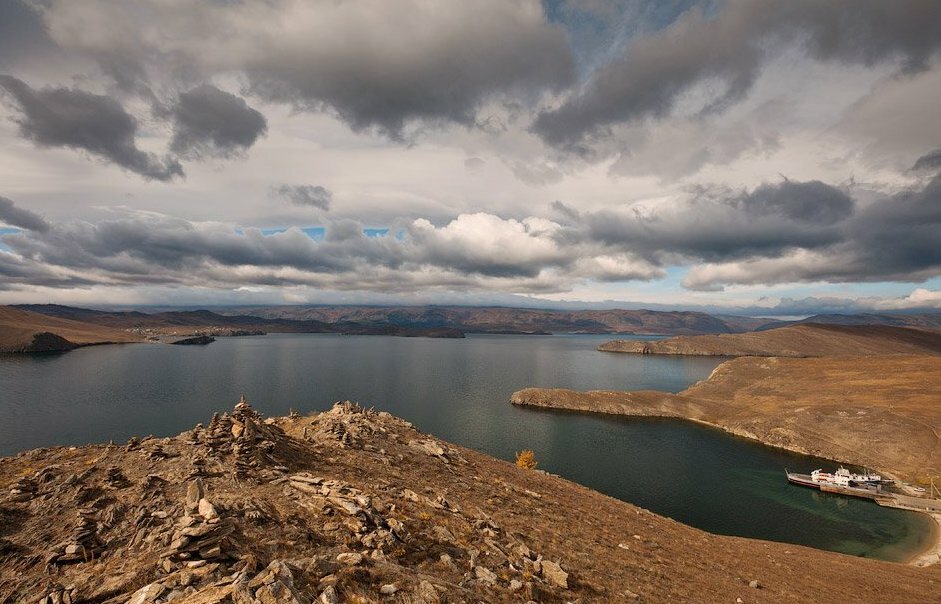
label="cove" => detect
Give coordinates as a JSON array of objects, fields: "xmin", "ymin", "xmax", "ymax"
[{"xmin": 0, "ymin": 333, "xmax": 932, "ymax": 561}]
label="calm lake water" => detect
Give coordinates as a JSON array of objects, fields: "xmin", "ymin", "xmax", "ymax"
[{"xmin": 0, "ymin": 333, "xmax": 932, "ymax": 561}]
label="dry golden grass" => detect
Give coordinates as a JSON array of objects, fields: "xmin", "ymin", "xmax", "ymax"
[
  {"xmin": 514, "ymin": 355, "xmax": 941, "ymax": 482},
  {"xmin": 600, "ymin": 323, "xmax": 941, "ymax": 357},
  {"xmin": 0, "ymin": 305, "xmax": 143, "ymax": 352}
]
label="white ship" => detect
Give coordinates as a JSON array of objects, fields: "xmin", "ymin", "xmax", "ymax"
[{"xmin": 786, "ymin": 466, "xmax": 884, "ymax": 495}]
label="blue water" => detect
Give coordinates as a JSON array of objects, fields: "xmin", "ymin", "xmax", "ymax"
[{"xmin": 0, "ymin": 333, "xmax": 931, "ymax": 561}]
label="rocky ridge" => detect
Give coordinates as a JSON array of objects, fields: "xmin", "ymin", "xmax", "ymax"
[{"xmin": 3, "ymin": 398, "xmax": 940, "ymax": 603}]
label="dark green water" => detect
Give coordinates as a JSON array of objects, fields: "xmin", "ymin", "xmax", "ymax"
[{"xmin": 0, "ymin": 333, "xmax": 932, "ymax": 561}]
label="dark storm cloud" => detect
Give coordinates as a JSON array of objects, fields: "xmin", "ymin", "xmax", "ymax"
[
  {"xmin": 844, "ymin": 174, "xmax": 941, "ymax": 281},
  {"xmin": 912, "ymin": 148, "xmax": 941, "ymax": 173},
  {"xmin": 734, "ymin": 180, "xmax": 854, "ymax": 225},
  {"xmin": 271, "ymin": 184, "xmax": 332, "ymax": 211},
  {"xmin": 0, "ymin": 75, "xmax": 183, "ymax": 180},
  {"xmin": 0, "ymin": 0, "xmax": 57, "ymax": 70},
  {"xmin": 170, "ymin": 85, "xmax": 268, "ymax": 159},
  {"xmin": 534, "ymin": 0, "xmax": 941, "ymax": 147},
  {"xmin": 37, "ymin": 0, "xmax": 575, "ymax": 140},
  {"xmin": 0, "ymin": 196, "xmax": 49, "ymax": 233},
  {"xmin": 582, "ymin": 179, "xmax": 853, "ymax": 263},
  {"xmin": 682, "ymin": 174, "xmax": 941, "ymax": 289}
]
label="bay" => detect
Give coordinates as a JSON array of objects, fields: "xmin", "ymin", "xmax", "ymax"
[{"xmin": 0, "ymin": 333, "xmax": 931, "ymax": 561}]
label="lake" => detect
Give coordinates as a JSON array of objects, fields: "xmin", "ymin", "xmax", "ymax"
[{"xmin": 0, "ymin": 333, "xmax": 932, "ymax": 561}]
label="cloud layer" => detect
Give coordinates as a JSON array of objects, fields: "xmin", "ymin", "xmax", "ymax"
[
  {"xmin": 2, "ymin": 169, "xmax": 938, "ymax": 295},
  {"xmin": 0, "ymin": 1, "xmax": 939, "ymax": 308},
  {"xmin": 0, "ymin": 75, "xmax": 183, "ymax": 180},
  {"xmin": 534, "ymin": 0, "xmax": 941, "ymax": 149}
]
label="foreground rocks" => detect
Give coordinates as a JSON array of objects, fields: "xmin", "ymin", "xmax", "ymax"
[{"xmin": 2, "ymin": 398, "xmax": 940, "ymax": 603}]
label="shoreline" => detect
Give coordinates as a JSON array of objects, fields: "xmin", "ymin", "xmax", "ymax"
[
  {"xmin": 907, "ymin": 513, "xmax": 941, "ymax": 567},
  {"xmin": 511, "ymin": 390, "xmax": 941, "ymax": 567}
]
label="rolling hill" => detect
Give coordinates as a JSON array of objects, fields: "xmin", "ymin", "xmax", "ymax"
[{"xmin": 598, "ymin": 323, "xmax": 941, "ymax": 357}]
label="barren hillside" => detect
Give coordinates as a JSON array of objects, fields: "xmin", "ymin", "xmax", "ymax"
[
  {"xmin": 513, "ymin": 355, "xmax": 941, "ymax": 483},
  {"xmin": 0, "ymin": 306, "xmax": 143, "ymax": 353},
  {"xmin": 599, "ymin": 323, "xmax": 941, "ymax": 357},
  {"xmin": 3, "ymin": 399, "xmax": 939, "ymax": 604}
]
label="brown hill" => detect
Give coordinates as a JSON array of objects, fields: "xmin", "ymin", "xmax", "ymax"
[
  {"xmin": 0, "ymin": 306, "xmax": 143, "ymax": 353},
  {"xmin": 228, "ymin": 305, "xmax": 772, "ymax": 334},
  {"xmin": 513, "ymin": 354, "xmax": 941, "ymax": 484},
  {"xmin": 2, "ymin": 399, "xmax": 939, "ymax": 603},
  {"xmin": 599, "ymin": 323, "xmax": 941, "ymax": 357}
]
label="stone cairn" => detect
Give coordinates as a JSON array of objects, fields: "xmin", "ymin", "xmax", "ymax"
[
  {"xmin": 7, "ymin": 475, "xmax": 37, "ymax": 503},
  {"xmin": 144, "ymin": 442, "xmax": 172, "ymax": 461},
  {"xmin": 307, "ymin": 401, "xmax": 380, "ymax": 449},
  {"xmin": 37, "ymin": 584, "xmax": 77, "ymax": 604},
  {"xmin": 162, "ymin": 478, "xmax": 237, "ymax": 565},
  {"xmin": 105, "ymin": 465, "xmax": 131, "ymax": 489},
  {"xmin": 49, "ymin": 507, "xmax": 104, "ymax": 564}
]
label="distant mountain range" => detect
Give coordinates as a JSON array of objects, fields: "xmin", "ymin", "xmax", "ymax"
[
  {"xmin": 215, "ymin": 305, "xmax": 773, "ymax": 335},
  {"xmin": 10, "ymin": 305, "xmax": 941, "ymax": 342},
  {"xmin": 758, "ymin": 312, "xmax": 941, "ymax": 330}
]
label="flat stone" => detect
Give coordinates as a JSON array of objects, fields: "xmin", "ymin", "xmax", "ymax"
[
  {"xmin": 198, "ymin": 498, "xmax": 218, "ymax": 520},
  {"xmin": 414, "ymin": 581, "xmax": 440, "ymax": 604},
  {"xmin": 541, "ymin": 560, "xmax": 568, "ymax": 589},
  {"xmin": 186, "ymin": 479, "xmax": 204, "ymax": 512},
  {"xmin": 474, "ymin": 566, "xmax": 497, "ymax": 585},
  {"xmin": 318, "ymin": 586, "xmax": 339, "ymax": 604},
  {"xmin": 127, "ymin": 582, "xmax": 166, "ymax": 604},
  {"xmin": 335, "ymin": 552, "xmax": 363, "ymax": 566},
  {"xmin": 181, "ymin": 524, "xmax": 214, "ymax": 538},
  {"xmin": 256, "ymin": 580, "xmax": 303, "ymax": 604},
  {"xmin": 380, "ymin": 583, "xmax": 399, "ymax": 595}
]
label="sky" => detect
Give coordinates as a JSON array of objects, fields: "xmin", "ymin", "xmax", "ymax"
[{"xmin": 1, "ymin": 0, "xmax": 940, "ymax": 316}]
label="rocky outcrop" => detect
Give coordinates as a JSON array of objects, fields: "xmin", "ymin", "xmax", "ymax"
[
  {"xmin": 170, "ymin": 335, "xmax": 216, "ymax": 346},
  {"xmin": 18, "ymin": 332, "xmax": 79, "ymax": 353}
]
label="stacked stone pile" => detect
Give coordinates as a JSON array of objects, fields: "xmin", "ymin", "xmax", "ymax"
[{"xmin": 49, "ymin": 507, "xmax": 104, "ymax": 564}]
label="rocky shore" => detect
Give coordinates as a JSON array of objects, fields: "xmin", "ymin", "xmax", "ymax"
[{"xmin": 4, "ymin": 398, "xmax": 941, "ymax": 603}]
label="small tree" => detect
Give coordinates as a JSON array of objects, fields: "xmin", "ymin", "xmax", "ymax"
[{"xmin": 515, "ymin": 449, "xmax": 538, "ymax": 470}]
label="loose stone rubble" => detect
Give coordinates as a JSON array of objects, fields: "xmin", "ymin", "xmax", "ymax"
[{"xmin": 0, "ymin": 398, "xmax": 576, "ymax": 603}]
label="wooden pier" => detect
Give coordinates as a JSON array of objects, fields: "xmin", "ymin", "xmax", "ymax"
[{"xmin": 788, "ymin": 472, "xmax": 941, "ymax": 512}]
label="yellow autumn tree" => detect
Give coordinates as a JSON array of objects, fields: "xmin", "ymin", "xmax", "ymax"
[{"xmin": 515, "ymin": 449, "xmax": 538, "ymax": 470}]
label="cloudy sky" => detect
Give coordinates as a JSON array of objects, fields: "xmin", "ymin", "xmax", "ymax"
[{"xmin": 1, "ymin": 0, "xmax": 940, "ymax": 315}]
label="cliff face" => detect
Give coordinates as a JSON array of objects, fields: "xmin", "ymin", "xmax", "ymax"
[
  {"xmin": 4, "ymin": 399, "xmax": 939, "ymax": 604},
  {"xmin": 599, "ymin": 323, "xmax": 941, "ymax": 357}
]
